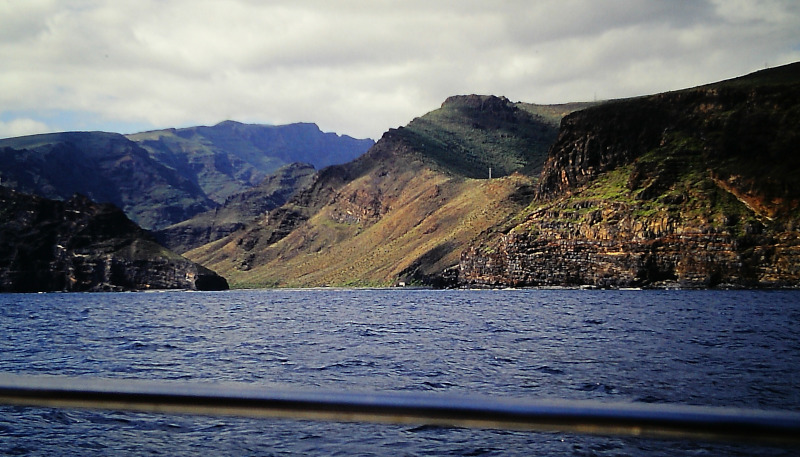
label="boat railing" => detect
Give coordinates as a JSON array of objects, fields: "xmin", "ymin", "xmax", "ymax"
[{"xmin": 1, "ymin": 373, "xmax": 798, "ymax": 446}]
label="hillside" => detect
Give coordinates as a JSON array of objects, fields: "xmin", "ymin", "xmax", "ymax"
[
  {"xmin": 461, "ymin": 62, "xmax": 800, "ymax": 288},
  {"xmin": 186, "ymin": 97, "xmax": 583, "ymax": 287},
  {"xmin": 0, "ymin": 123, "xmax": 373, "ymax": 230},
  {"xmin": 127, "ymin": 121, "xmax": 374, "ymax": 204},
  {"xmin": 398, "ymin": 95, "xmax": 566, "ymax": 178},
  {"xmin": 0, "ymin": 187, "xmax": 228, "ymax": 292},
  {"xmin": 0, "ymin": 132, "xmax": 215, "ymax": 230},
  {"xmin": 156, "ymin": 162, "xmax": 317, "ymax": 253}
]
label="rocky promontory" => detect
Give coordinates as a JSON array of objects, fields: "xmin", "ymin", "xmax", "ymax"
[
  {"xmin": 460, "ymin": 63, "xmax": 800, "ymax": 288},
  {"xmin": 0, "ymin": 187, "xmax": 228, "ymax": 292}
]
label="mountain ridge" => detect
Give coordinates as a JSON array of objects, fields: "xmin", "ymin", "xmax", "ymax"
[
  {"xmin": 127, "ymin": 121, "xmax": 374, "ymax": 204},
  {"xmin": 0, "ymin": 131, "xmax": 215, "ymax": 230},
  {"xmin": 0, "ymin": 122, "xmax": 374, "ymax": 230},
  {"xmin": 3, "ymin": 63, "xmax": 798, "ymax": 290},
  {"xmin": 155, "ymin": 162, "xmax": 317, "ymax": 253}
]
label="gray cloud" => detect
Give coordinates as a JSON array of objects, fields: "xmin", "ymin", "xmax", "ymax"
[{"xmin": 1, "ymin": 0, "xmax": 798, "ymax": 139}]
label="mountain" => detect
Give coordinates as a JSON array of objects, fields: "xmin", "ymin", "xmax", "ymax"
[
  {"xmin": 397, "ymin": 95, "xmax": 580, "ymax": 178},
  {"xmin": 0, "ymin": 123, "xmax": 373, "ymax": 230},
  {"xmin": 0, "ymin": 131, "xmax": 216, "ymax": 231},
  {"xmin": 0, "ymin": 187, "xmax": 228, "ymax": 292},
  {"xmin": 460, "ymin": 62, "xmax": 800, "ymax": 288},
  {"xmin": 185, "ymin": 96, "xmax": 587, "ymax": 287},
  {"xmin": 127, "ymin": 121, "xmax": 374, "ymax": 204},
  {"xmin": 155, "ymin": 162, "xmax": 317, "ymax": 253}
]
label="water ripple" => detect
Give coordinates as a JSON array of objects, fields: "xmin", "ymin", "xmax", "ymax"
[{"xmin": 1, "ymin": 289, "xmax": 799, "ymax": 456}]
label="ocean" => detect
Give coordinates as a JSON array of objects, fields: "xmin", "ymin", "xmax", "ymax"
[{"xmin": 1, "ymin": 289, "xmax": 799, "ymax": 456}]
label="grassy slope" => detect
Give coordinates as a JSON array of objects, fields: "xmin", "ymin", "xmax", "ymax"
[{"xmin": 398, "ymin": 95, "xmax": 581, "ymax": 178}]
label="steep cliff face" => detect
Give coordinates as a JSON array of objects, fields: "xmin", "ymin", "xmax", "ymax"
[
  {"xmin": 537, "ymin": 71, "xmax": 800, "ymax": 206},
  {"xmin": 461, "ymin": 63, "xmax": 800, "ymax": 288},
  {"xmin": 0, "ymin": 187, "xmax": 228, "ymax": 292}
]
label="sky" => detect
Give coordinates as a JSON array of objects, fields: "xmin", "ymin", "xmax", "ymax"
[{"xmin": 1, "ymin": 1, "xmax": 799, "ymax": 141}]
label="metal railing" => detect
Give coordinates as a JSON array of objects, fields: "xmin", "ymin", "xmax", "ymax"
[{"xmin": 1, "ymin": 373, "xmax": 799, "ymax": 446}]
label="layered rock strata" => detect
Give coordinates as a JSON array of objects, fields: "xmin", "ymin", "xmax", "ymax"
[{"xmin": 460, "ymin": 63, "xmax": 800, "ymax": 288}]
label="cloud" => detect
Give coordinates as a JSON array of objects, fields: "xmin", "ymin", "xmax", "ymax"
[
  {"xmin": 0, "ymin": 0, "xmax": 798, "ymax": 139},
  {"xmin": 0, "ymin": 118, "xmax": 51, "ymax": 139}
]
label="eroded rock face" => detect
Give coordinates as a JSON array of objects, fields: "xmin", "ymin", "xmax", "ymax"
[
  {"xmin": 460, "ymin": 63, "xmax": 800, "ymax": 289},
  {"xmin": 0, "ymin": 187, "xmax": 228, "ymax": 292},
  {"xmin": 460, "ymin": 208, "xmax": 800, "ymax": 289}
]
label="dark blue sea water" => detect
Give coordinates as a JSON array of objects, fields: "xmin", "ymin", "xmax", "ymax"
[{"xmin": 1, "ymin": 289, "xmax": 799, "ymax": 456}]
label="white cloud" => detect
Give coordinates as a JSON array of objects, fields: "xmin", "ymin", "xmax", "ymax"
[
  {"xmin": 0, "ymin": 0, "xmax": 798, "ymax": 139},
  {"xmin": 0, "ymin": 118, "xmax": 52, "ymax": 139}
]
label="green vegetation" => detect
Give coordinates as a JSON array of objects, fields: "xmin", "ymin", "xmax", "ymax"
[
  {"xmin": 184, "ymin": 94, "xmax": 588, "ymax": 288},
  {"xmin": 398, "ymin": 95, "xmax": 576, "ymax": 178}
]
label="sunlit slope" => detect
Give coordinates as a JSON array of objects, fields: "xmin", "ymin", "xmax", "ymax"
[
  {"xmin": 188, "ymin": 167, "xmax": 533, "ymax": 288},
  {"xmin": 185, "ymin": 95, "xmax": 585, "ymax": 288}
]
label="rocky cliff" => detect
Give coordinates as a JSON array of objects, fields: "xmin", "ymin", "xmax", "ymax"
[
  {"xmin": 460, "ymin": 63, "xmax": 800, "ymax": 288},
  {"xmin": 0, "ymin": 187, "xmax": 228, "ymax": 292}
]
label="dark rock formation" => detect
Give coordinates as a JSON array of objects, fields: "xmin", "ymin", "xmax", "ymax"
[
  {"xmin": 461, "ymin": 62, "xmax": 800, "ymax": 289},
  {"xmin": 461, "ymin": 206, "xmax": 800, "ymax": 289},
  {"xmin": 0, "ymin": 187, "xmax": 228, "ymax": 292}
]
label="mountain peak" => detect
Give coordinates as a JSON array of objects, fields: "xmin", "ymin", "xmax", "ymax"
[
  {"xmin": 441, "ymin": 94, "xmax": 513, "ymax": 111},
  {"xmin": 213, "ymin": 120, "xmax": 245, "ymax": 128}
]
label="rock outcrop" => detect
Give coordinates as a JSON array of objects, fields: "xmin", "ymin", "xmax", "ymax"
[
  {"xmin": 0, "ymin": 187, "xmax": 228, "ymax": 292},
  {"xmin": 460, "ymin": 62, "xmax": 800, "ymax": 288}
]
